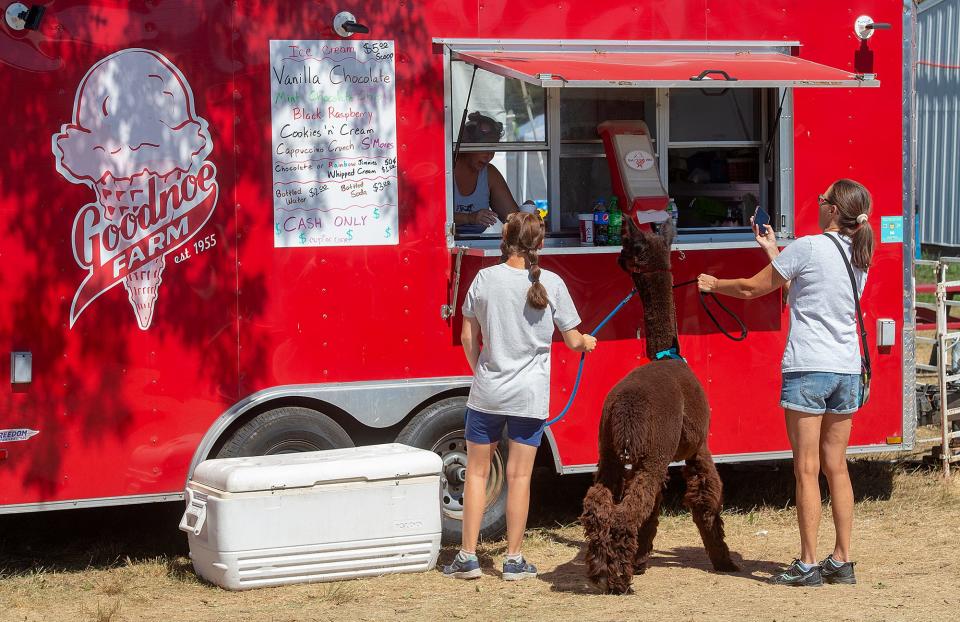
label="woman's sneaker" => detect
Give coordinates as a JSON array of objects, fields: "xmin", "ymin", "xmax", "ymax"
[
  {"xmin": 820, "ymin": 554, "xmax": 857, "ymax": 584},
  {"xmin": 442, "ymin": 552, "xmax": 482, "ymax": 579},
  {"xmin": 770, "ymin": 559, "xmax": 823, "ymax": 587},
  {"xmin": 502, "ymin": 556, "xmax": 537, "ymax": 581}
]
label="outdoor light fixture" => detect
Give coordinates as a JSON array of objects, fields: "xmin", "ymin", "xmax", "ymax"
[
  {"xmin": 5, "ymin": 2, "xmax": 45, "ymax": 31},
  {"xmin": 854, "ymin": 15, "xmax": 891, "ymax": 40},
  {"xmin": 333, "ymin": 11, "xmax": 369, "ymax": 38}
]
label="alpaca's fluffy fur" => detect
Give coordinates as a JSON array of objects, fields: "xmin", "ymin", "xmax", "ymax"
[{"xmin": 581, "ymin": 222, "xmax": 738, "ymax": 594}]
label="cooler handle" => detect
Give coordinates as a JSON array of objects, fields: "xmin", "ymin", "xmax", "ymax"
[{"xmin": 178, "ymin": 488, "xmax": 207, "ymax": 536}]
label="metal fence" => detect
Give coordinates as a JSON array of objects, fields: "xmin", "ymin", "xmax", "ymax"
[{"xmin": 917, "ymin": 0, "xmax": 960, "ymax": 248}]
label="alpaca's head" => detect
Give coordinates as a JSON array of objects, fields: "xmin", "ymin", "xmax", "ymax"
[{"xmin": 618, "ymin": 219, "xmax": 675, "ymax": 276}]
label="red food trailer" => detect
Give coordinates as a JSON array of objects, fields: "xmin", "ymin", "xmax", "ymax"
[{"xmin": 0, "ymin": 0, "xmax": 917, "ymax": 543}]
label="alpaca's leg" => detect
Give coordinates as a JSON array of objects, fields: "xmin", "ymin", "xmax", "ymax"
[
  {"xmin": 581, "ymin": 453, "xmax": 621, "ymax": 588},
  {"xmin": 683, "ymin": 449, "xmax": 739, "ymax": 572},
  {"xmin": 600, "ymin": 464, "xmax": 667, "ymax": 593},
  {"xmin": 632, "ymin": 490, "xmax": 662, "ymax": 575}
]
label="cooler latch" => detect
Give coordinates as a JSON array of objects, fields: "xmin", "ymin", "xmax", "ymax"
[{"xmin": 178, "ymin": 488, "xmax": 208, "ymax": 536}]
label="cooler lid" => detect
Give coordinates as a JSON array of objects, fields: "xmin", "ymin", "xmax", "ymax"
[
  {"xmin": 449, "ymin": 45, "xmax": 879, "ymax": 89},
  {"xmin": 191, "ymin": 443, "xmax": 442, "ymax": 493}
]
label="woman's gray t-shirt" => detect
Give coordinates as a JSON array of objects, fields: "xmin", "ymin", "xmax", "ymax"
[
  {"xmin": 771, "ymin": 233, "xmax": 867, "ymax": 374},
  {"xmin": 462, "ymin": 263, "xmax": 581, "ymax": 419}
]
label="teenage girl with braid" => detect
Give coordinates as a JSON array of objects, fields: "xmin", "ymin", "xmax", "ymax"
[{"xmin": 443, "ymin": 212, "xmax": 597, "ymax": 581}]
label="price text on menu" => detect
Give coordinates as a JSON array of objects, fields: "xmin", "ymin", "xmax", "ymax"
[{"xmin": 270, "ymin": 40, "xmax": 398, "ymax": 247}]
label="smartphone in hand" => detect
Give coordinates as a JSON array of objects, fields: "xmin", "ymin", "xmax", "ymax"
[{"xmin": 753, "ymin": 206, "xmax": 771, "ymax": 235}]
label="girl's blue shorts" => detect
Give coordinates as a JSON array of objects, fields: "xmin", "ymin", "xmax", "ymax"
[{"xmin": 464, "ymin": 407, "xmax": 546, "ymax": 447}]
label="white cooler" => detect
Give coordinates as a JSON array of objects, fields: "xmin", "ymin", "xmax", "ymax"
[{"xmin": 179, "ymin": 443, "xmax": 443, "ymax": 590}]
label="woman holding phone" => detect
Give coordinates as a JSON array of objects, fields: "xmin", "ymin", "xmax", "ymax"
[{"xmin": 697, "ymin": 179, "xmax": 874, "ymax": 587}]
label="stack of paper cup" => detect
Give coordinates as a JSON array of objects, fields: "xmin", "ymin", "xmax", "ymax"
[{"xmin": 579, "ymin": 214, "xmax": 594, "ymax": 246}]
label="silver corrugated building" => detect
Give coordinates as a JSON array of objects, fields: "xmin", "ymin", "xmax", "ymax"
[{"xmin": 918, "ymin": 0, "xmax": 960, "ymax": 248}]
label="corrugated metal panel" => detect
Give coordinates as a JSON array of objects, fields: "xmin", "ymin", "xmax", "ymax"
[{"xmin": 918, "ymin": 0, "xmax": 960, "ymax": 247}]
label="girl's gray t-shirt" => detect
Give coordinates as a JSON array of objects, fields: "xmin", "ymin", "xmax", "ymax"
[
  {"xmin": 771, "ymin": 232, "xmax": 867, "ymax": 374},
  {"xmin": 462, "ymin": 263, "xmax": 581, "ymax": 419}
]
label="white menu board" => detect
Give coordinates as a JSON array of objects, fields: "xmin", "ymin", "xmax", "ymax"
[{"xmin": 270, "ymin": 40, "xmax": 398, "ymax": 247}]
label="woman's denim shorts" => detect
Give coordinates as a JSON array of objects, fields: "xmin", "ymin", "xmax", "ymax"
[{"xmin": 780, "ymin": 371, "xmax": 861, "ymax": 415}]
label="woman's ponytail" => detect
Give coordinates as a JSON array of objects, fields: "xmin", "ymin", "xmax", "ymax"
[
  {"xmin": 850, "ymin": 215, "xmax": 875, "ymax": 272},
  {"xmin": 501, "ymin": 212, "xmax": 548, "ymax": 310},
  {"xmin": 828, "ymin": 178, "xmax": 875, "ymax": 271}
]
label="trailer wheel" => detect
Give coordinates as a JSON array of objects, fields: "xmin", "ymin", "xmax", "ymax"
[
  {"xmin": 396, "ymin": 397, "xmax": 508, "ymax": 545},
  {"xmin": 216, "ymin": 406, "xmax": 354, "ymax": 457}
]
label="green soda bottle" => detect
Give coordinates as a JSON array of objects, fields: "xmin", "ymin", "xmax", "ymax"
[{"xmin": 607, "ymin": 196, "xmax": 622, "ymax": 246}]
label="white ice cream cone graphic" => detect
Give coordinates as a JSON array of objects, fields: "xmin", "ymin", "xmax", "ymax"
[{"xmin": 53, "ymin": 48, "xmax": 217, "ymax": 330}]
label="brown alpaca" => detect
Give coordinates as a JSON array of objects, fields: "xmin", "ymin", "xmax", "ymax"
[{"xmin": 580, "ymin": 221, "xmax": 738, "ymax": 594}]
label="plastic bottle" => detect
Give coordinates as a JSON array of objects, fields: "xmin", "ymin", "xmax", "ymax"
[
  {"xmin": 607, "ymin": 196, "xmax": 622, "ymax": 246},
  {"xmin": 593, "ymin": 199, "xmax": 608, "ymax": 246},
  {"xmin": 667, "ymin": 198, "xmax": 679, "ymax": 228}
]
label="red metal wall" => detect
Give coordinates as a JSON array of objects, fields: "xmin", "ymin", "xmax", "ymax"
[{"xmin": 0, "ymin": 0, "xmax": 906, "ymax": 506}]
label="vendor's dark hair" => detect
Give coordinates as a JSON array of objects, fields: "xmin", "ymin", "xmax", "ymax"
[
  {"xmin": 827, "ymin": 178, "xmax": 874, "ymax": 270},
  {"xmin": 501, "ymin": 212, "xmax": 548, "ymax": 310},
  {"xmin": 463, "ymin": 111, "xmax": 504, "ymax": 143}
]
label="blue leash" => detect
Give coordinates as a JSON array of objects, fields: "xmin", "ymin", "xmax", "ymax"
[
  {"xmin": 545, "ymin": 288, "xmax": 643, "ymax": 427},
  {"xmin": 543, "ymin": 278, "xmax": 745, "ymax": 427}
]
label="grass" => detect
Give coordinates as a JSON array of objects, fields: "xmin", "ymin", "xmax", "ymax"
[{"xmin": 2, "ymin": 463, "xmax": 958, "ymax": 621}]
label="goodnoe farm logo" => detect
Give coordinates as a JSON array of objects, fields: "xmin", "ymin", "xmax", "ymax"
[{"xmin": 52, "ymin": 48, "xmax": 218, "ymax": 330}]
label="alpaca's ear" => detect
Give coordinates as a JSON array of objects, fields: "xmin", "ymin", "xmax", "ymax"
[{"xmin": 656, "ymin": 218, "xmax": 676, "ymax": 251}]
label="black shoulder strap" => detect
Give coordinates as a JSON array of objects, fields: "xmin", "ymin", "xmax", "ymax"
[{"xmin": 823, "ymin": 233, "xmax": 871, "ymax": 374}]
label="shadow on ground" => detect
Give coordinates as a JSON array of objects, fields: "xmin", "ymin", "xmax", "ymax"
[
  {"xmin": 0, "ymin": 459, "xmax": 897, "ymax": 576},
  {"xmin": 527, "ymin": 458, "xmax": 897, "ymax": 530}
]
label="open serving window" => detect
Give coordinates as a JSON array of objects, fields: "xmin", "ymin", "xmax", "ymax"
[{"xmin": 439, "ymin": 40, "xmax": 879, "ymax": 253}]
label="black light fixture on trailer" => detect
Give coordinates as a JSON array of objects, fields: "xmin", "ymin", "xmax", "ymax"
[
  {"xmin": 333, "ymin": 11, "xmax": 369, "ymax": 38},
  {"xmin": 5, "ymin": 2, "xmax": 45, "ymax": 31}
]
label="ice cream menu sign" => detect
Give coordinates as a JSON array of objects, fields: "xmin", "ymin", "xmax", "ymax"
[{"xmin": 270, "ymin": 40, "xmax": 398, "ymax": 247}]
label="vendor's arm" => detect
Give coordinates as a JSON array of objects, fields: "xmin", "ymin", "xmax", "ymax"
[
  {"xmin": 487, "ymin": 165, "xmax": 519, "ymax": 222},
  {"xmin": 697, "ymin": 264, "xmax": 787, "ymax": 300},
  {"xmin": 460, "ymin": 316, "xmax": 482, "ymax": 373},
  {"xmin": 454, "ymin": 209, "xmax": 498, "ymax": 228}
]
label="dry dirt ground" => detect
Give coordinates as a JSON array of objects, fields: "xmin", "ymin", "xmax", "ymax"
[{"xmin": 1, "ymin": 453, "xmax": 958, "ymax": 622}]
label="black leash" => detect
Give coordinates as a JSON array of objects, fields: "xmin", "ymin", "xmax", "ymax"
[{"xmin": 672, "ymin": 278, "xmax": 748, "ymax": 342}]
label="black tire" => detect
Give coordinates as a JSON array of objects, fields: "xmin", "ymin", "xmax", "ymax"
[
  {"xmin": 396, "ymin": 396, "xmax": 508, "ymax": 546},
  {"xmin": 216, "ymin": 406, "xmax": 354, "ymax": 457}
]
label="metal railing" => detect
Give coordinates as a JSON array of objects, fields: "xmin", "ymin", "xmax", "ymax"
[{"xmin": 915, "ymin": 257, "xmax": 960, "ymax": 476}]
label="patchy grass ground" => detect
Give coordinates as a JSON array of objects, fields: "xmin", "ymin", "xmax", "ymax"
[{"xmin": 1, "ymin": 457, "xmax": 957, "ymax": 622}]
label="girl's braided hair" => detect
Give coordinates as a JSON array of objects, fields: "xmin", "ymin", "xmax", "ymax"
[{"xmin": 501, "ymin": 212, "xmax": 548, "ymax": 310}]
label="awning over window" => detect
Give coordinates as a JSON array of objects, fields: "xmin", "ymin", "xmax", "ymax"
[{"xmin": 450, "ymin": 47, "xmax": 879, "ymax": 89}]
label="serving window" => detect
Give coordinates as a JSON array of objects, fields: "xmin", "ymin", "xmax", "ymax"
[{"xmin": 441, "ymin": 41, "xmax": 878, "ymax": 249}]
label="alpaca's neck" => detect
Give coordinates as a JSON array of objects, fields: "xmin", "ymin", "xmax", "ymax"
[{"xmin": 635, "ymin": 272, "xmax": 678, "ymax": 359}]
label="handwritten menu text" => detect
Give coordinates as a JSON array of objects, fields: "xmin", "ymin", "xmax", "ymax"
[{"xmin": 270, "ymin": 40, "xmax": 398, "ymax": 247}]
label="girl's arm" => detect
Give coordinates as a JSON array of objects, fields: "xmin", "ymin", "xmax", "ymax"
[
  {"xmin": 561, "ymin": 329, "xmax": 597, "ymax": 353},
  {"xmin": 697, "ymin": 263, "xmax": 787, "ymax": 300},
  {"xmin": 461, "ymin": 316, "xmax": 483, "ymax": 372}
]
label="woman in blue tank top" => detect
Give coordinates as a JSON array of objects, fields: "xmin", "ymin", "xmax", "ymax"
[{"xmin": 454, "ymin": 112, "xmax": 519, "ymax": 235}]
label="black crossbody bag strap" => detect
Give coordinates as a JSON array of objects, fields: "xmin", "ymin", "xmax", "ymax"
[{"xmin": 823, "ymin": 233, "xmax": 871, "ymax": 376}]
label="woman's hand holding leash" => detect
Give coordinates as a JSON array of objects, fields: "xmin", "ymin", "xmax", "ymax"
[{"xmin": 697, "ymin": 274, "xmax": 720, "ymax": 293}]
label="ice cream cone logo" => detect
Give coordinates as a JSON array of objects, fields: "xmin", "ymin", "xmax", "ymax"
[{"xmin": 52, "ymin": 48, "xmax": 219, "ymax": 330}]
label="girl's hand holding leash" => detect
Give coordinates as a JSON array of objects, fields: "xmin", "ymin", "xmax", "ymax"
[{"xmin": 581, "ymin": 334, "xmax": 598, "ymax": 352}]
